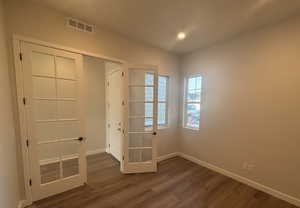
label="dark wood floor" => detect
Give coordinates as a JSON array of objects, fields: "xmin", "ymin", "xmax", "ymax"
[{"xmin": 30, "ymin": 153, "xmax": 297, "ymax": 208}]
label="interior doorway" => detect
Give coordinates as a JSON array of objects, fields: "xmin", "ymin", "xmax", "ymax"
[{"xmin": 83, "ymin": 56, "xmax": 123, "ymax": 162}]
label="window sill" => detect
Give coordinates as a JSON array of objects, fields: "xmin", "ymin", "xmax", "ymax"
[
  {"xmin": 158, "ymin": 125, "xmax": 169, "ymax": 130},
  {"xmin": 183, "ymin": 126, "xmax": 199, "ymax": 131}
]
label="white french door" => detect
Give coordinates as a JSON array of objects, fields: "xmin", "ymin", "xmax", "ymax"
[
  {"xmin": 21, "ymin": 42, "xmax": 86, "ymax": 201},
  {"xmin": 122, "ymin": 66, "xmax": 158, "ymax": 173}
]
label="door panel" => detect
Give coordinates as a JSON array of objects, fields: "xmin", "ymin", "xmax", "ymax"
[
  {"xmin": 21, "ymin": 42, "xmax": 86, "ymax": 201},
  {"xmin": 108, "ymin": 70, "xmax": 123, "ymax": 161},
  {"xmin": 123, "ymin": 66, "xmax": 158, "ymax": 173}
]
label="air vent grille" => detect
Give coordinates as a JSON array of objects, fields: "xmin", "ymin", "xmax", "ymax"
[{"xmin": 66, "ymin": 18, "xmax": 94, "ymax": 33}]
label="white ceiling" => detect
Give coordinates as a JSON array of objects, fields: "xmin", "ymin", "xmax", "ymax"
[{"xmin": 28, "ymin": 0, "xmax": 300, "ymax": 54}]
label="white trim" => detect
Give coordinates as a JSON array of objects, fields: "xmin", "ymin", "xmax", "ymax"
[
  {"xmin": 13, "ymin": 37, "xmax": 34, "ymax": 205},
  {"xmin": 105, "ymin": 148, "xmax": 110, "ymax": 153},
  {"xmin": 179, "ymin": 152, "xmax": 300, "ymax": 207},
  {"xmin": 13, "ymin": 35, "xmax": 125, "ymax": 64},
  {"xmin": 86, "ymin": 148, "xmax": 106, "ymax": 156},
  {"xmin": 157, "ymin": 152, "xmax": 180, "ymax": 162},
  {"xmin": 17, "ymin": 200, "xmax": 31, "ymax": 208}
]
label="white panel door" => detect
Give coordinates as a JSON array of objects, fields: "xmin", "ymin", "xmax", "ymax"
[
  {"xmin": 21, "ymin": 42, "xmax": 86, "ymax": 201},
  {"xmin": 122, "ymin": 66, "xmax": 158, "ymax": 173},
  {"xmin": 108, "ymin": 70, "xmax": 123, "ymax": 161}
]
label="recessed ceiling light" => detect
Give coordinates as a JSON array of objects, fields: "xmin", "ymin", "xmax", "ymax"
[{"xmin": 177, "ymin": 32, "xmax": 186, "ymax": 40}]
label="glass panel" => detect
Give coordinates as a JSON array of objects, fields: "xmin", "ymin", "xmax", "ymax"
[
  {"xmin": 145, "ymin": 72, "xmax": 154, "ymax": 85},
  {"xmin": 129, "ymin": 149, "xmax": 152, "ymax": 162},
  {"xmin": 57, "ymin": 100, "xmax": 77, "ymax": 120},
  {"xmin": 145, "ymin": 103, "xmax": 153, "ymax": 118},
  {"xmin": 129, "ymin": 102, "xmax": 153, "ymax": 117},
  {"xmin": 56, "ymin": 121, "xmax": 80, "ymax": 139},
  {"xmin": 129, "ymin": 134, "xmax": 152, "ymax": 148},
  {"xmin": 129, "ymin": 70, "xmax": 154, "ymax": 85},
  {"xmin": 32, "ymin": 77, "xmax": 56, "ymax": 98},
  {"xmin": 40, "ymin": 162, "xmax": 60, "ymax": 184},
  {"xmin": 158, "ymin": 76, "xmax": 168, "ymax": 102},
  {"xmin": 57, "ymin": 79, "xmax": 77, "ymax": 99},
  {"xmin": 60, "ymin": 140, "xmax": 79, "ymax": 159},
  {"xmin": 129, "ymin": 86, "xmax": 153, "ymax": 102},
  {"xmin": 62, "ymin": 158, "xmax": 79, "ymax": 178},
  {"xmin": 187, "ymin": 89, "xmax": 201, "ymax": 102},
  {"xmin": 188, "ymin": 76, "xmax": 202, "ymax": 90},
  {"xmin": 31, "ymin": 52, "xmax": 55, "ymax": 77},
  {"xmin": 145, "ymin": 87, "xmax": 154, "ymax": 102},
  {"xmin": 158, "ymin": 103, "xmax": 166, "ymax": 126},
  {"xmin": 186, "ymin": 104, "xmax": 200, "ymax": 128},
  {"xmin": 56, "ymin": 56, "xmax": 76, "ymax": 80},
  {"xmin": 129, "ymin": 118, "xmax": 153, "ymax": 131},
  {"xmin": 34, "ymin": 100, "xmax": 57, "ymax": 121},
  {"xmin": 36, "ymin": 122, "xmax": 59, "ymax": 142}
]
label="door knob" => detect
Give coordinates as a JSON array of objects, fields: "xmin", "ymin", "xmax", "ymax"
[{"xmin": 78, "ymin": 137, "xmax": 86, "ymax": 142}]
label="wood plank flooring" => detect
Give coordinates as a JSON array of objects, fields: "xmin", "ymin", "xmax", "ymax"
[{"xmin": 29, "ymin": 153, "xmax": 297, "ymax": 208}]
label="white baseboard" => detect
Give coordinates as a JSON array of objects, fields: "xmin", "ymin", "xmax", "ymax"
[
  {"xmin": 86, "ymin": 148, "xmax": 106, "ymax": 156},
  {"xmin": 105, "ymin": 148, "xmax": 110, "ymax": 153},
  {"xmin": 179, "ymin": 152, "xmax": 300, "ymax": 207},
  {"xmin": 18, "ymin": 200, "xmax": 31, "ymax": 208},
  {"xmin": 157, "ymin": 152, "xmax": 180, "ymax": 162}
]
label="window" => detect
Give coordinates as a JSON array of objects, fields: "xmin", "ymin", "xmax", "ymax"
[
  {"xmin": 144, "ymin": 73, "xmax": 169, "ymax": 127},
  {"xmin": 158, "ymin": 76, "xmax": 169, "ymax": 127},
  {"xmin": 184, "ymin": 75, "xmax": 202, "ymax": 129}
]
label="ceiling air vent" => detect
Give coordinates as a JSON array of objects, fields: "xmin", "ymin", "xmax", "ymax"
[{"xmin": 66, "ymin": 18, "xmax": 94, "ymax": 33}]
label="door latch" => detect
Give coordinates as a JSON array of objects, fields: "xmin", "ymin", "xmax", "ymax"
[{"xmin": 78, "ymin": 137, "xmax": 85, "ymax": 142}]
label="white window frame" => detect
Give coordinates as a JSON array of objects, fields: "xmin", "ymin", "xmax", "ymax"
[
  {"xmin": 158, "ymin": 75, "xmax": 169, "ymax": 129},
  {"xmin": 183, "ymin": 74, "xmax": 202, "ymax": 130}
]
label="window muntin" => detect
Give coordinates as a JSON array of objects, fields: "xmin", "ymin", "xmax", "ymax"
[
  {"xmin": 144, "ymin": 73, "xmax": 169, "ymax": 127},
  {"xmin": 184, "ymin": 75, "xmax": 202, "ymax": 129}
]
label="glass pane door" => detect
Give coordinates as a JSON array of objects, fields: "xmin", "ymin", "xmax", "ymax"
[
  {"xmin": 123, "ymin": 67, "xmax": 157, "ymax": 173},
  {"xmin": 22, "ymin": 42, "xmax": 86, "ymax": 201}
]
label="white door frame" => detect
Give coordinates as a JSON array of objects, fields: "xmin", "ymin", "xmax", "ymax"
[{"xmin": 12, "ymin": 35, "xmax": 125, "ymax": 207}]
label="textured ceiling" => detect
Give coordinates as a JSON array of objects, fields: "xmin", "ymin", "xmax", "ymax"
[{"xmin": 28, "ymin": 0, "xmax": 300, "ymax": 54}]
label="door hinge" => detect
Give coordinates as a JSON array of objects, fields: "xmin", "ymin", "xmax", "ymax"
[
  {"xmin": 22, "ymin": 97, "xmax": 26, "ymax": 105},
  {"xmin": 29, "ymin": 179, "xmax": 32, "ymax": 186},
  {"xmin": 19, "ymin": 53, "xmax": 23, "ymax": 61},
  {"xmin": 122, "ymin": 156, "xmax": 124, "ymax": 161},
  {"xmin": 26, "ymin": 139, "xmax": 29, "ymax": 147},
  {"xmin": 122, "ymin": 72, "xmax": 124, "ymax": 77},
  {"xmin": 109, "ymin": 144, "xmax": 110, "ymax": 148}
]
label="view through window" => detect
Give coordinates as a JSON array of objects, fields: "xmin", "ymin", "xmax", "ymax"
[
  {"xmin": 184, "ymin": 75, "xmax": 202, "ymax": 129},
  {"xmin": 144, "ymin": 73, "xmax": 169, "ymax": 127}
]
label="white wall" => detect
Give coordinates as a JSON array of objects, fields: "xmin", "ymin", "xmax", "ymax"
[
  {"xmin": 180, "ymin": 16, "xmax": 300, "ymax": 200},
  {"xmin": 4, "ymin": 0, "xmax": 180, "ymax": 200},
  {"xmin": 0, "ymin": 0, "xmax": 21, "ymax": 207},
  {"xmin": 83, "ymin": 56, "xmax": 106, "ymax": 154}
]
